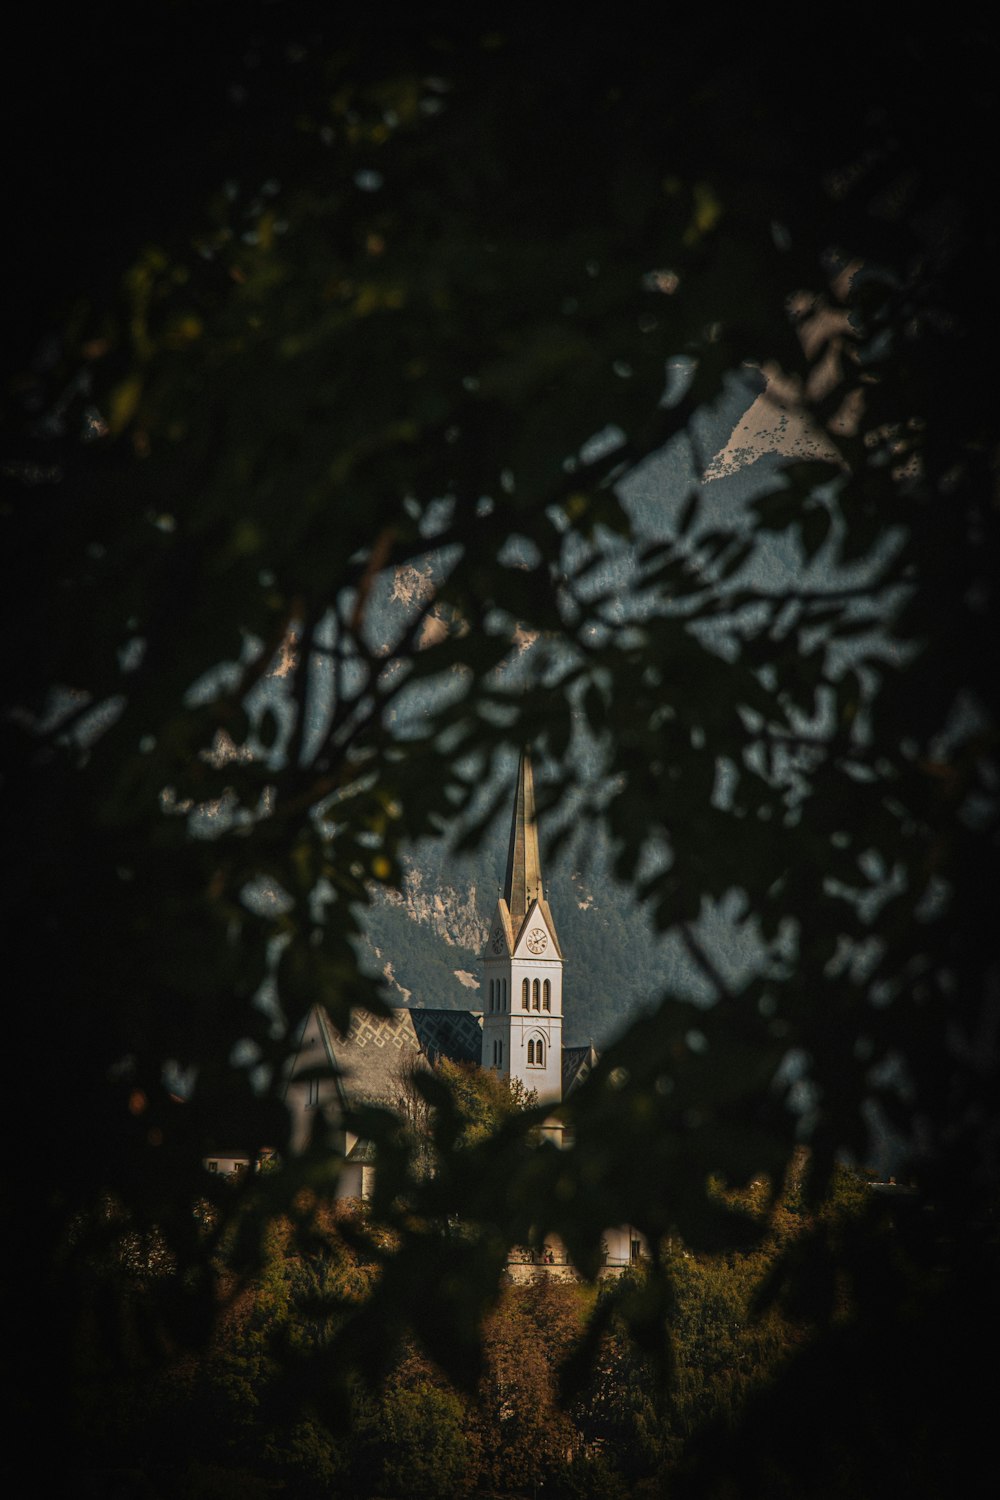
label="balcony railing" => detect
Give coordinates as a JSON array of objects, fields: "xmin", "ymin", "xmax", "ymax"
[{"xmin": 506, "ymin": 1246, "xmax": 641, "ymax": 1270}]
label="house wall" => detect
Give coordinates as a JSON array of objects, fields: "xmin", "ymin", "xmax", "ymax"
[
  {"xmin": 203, "ymin": 1153, "xmax": 251, "ymax": 1176},
  {"xmin": 285, "ymin": 1008, "xmax": 341, "ymax": 1153},
  {"xmin": 602, "ymin": 1225, "xmax": 647, "ymax": 1267}
]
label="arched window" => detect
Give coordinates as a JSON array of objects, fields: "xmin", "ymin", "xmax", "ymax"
[
  {"xmin": 502, "ymin": 980, "xmax": 507, "ymax": 1011},
  {"xmin": 536, "ymin": 1039, "xmax": 545, "ymax": 1067},
  {"xmin": 489, "ymin": 979, "xmax": 495, "ymax": 1012},
  {"xmin": 527, "ymin": 1039, "xmax": 535, "ymax": 1065},
  {"xmin": 498, "ymin": 1040, "xmax": 503, "ymax": 1068},
  {"xmin": 522, "ymin": 978, "xmax": 530, "ymax": 1010},
  {"xmin": 532, "ymin": 978, "xmax": 540, "ymax": 1011},
  {"xmin": 543, "ymin": 979, "xmax": 551, "ymax": 1011}
]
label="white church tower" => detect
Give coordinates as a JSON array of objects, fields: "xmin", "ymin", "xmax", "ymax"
[{"xmin": 481, "ymin": 749, "xmax": 564, "ymax": 1102}]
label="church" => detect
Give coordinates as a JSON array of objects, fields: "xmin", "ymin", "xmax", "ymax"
[{"xmin": 280, "ymin": 749, "xmax": 599, "ymax": 1198}]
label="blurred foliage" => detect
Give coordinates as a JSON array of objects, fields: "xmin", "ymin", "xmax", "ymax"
[
  {"xmin": 2, "ymin": 4, "xmax": 998, "ymax": 1491},
  {"xmin": 55, "ymin": 1164, "xmax": 913, "ymax": 1496}
]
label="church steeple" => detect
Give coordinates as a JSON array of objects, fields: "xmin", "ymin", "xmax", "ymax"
[
  {"xmin": 503, "ymin": 748, "xmax": 542, "ymax": 923},
  {"xmin": 481, "ymin": 747, "xmax": 564, "ymax": 1101}
]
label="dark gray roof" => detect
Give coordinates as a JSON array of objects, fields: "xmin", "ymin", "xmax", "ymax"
[
  {"xmin": 410, "ymin": 1007, "xmax": 484, "ymax": 1065},
  {"xmin": 562, "ymin": 1043, "xmax": 599, "ymax": 1097},
  {"xmin": 344, "ymin": 1137, "xmax": 378, "ymax": 1163},
  {"xmin": 316, "ymin": 1004, "xmax": 483, "ymax": 1105}
]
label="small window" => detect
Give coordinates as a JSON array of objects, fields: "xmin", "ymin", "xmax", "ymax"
[
  {"xmin": 207, "ymin": 1160, "xmax": 218, "ymax": 1173},
  {"xmin": 532, "ymin": 979, "xmax": 540, "ymax": 1011},
  {"xmin": 536, "ymin": 1039, "xmax": 545, "ymax": 1067},
  {"xmin": 522, "ymin": 979, "xmax": 530, "ymax": 1010},
  {"xmin": 307, "ymin": 1077, "xmax": 320, "ymax": 1108},
  {"xmin": 543, "ymin": 979, "xmax": 551, "ymax": 1011},
  {"xmin": 498, "ymin": 1040, "xmax": 503, "ymax": 1068},
  {"xmin": 527, "ymin": 1039, "xmax": 535, "ymax": 1065}
]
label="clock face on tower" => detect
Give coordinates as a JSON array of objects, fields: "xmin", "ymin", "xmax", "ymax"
[
  {"xmin": 526, "ymin": 927, "xmax": 548, "ymax": 954},
  {"xmin": 491, "ymin": 928, "xmax": 505, "ymax": 954}
]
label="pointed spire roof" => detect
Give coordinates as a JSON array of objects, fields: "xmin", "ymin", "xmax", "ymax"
[
  {"xmin": 504, "ymin": 748, "xmax": 543, "ymax": 924},
  {"xmin": 490, "ymin": 748, "xmax": 562, "ymax": 958}
]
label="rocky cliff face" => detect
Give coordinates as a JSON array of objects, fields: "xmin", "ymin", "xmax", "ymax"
[
  {"xmin": 360, "ymin": 857, "xmax": 490, "ymax": 1007},
  {"xmin": 379, "ymin": 864, "xmax": 487, "ymax": 953},
  {"xmin": 359, "ymin": 834, "xmax": 679, "ymax": 1045}
]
